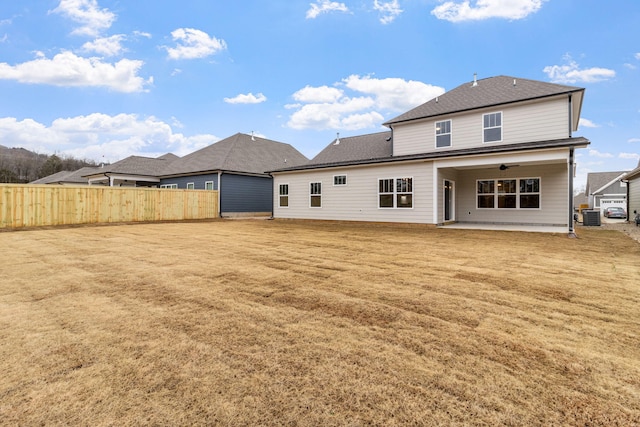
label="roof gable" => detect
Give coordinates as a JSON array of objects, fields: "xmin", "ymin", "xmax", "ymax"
[
  {"xmin": 586, "ymin": 171, "xmax": 628, "ymax": 195},
  {"xmin": 162, "ymin": 133, "xmax": 308, "ymax": 176},
  {"xmin": 385, "ymin": 75, "xmax": 584, "ymax": 127}
]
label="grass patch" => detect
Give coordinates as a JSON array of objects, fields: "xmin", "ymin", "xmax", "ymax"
[{"xmin": 1, "ymin": 220, "xmax": 639, "ymax": 425}]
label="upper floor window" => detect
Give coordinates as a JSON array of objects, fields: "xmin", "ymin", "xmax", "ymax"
[
  {"xmin": 279, "ymin": 184, "xmax": 289, "ymax": 207},
  {"xmin": 310, "ymin": 182, "xmax": 322, "ymax": 208},
  {"xmin": 205, "ymin": 181, "xmax": 214, "ymax": 190},
  {"xmin": 333, "ymin": 175, "xmax": 347, "ymax": 186},
  {"xmin": 483, "ymin": 112, "xmax": 502, "ymax": 143},
  {"xmin": 160, "ymin": 184, "xmax": 178, "ymax": 189},
  {"xmin": 186, "ymin": 182, "xmax": 195, "ymax": 190},
  {"xmin": 435, "ymin": 120, "xmax": 451, "ymax": 148}
]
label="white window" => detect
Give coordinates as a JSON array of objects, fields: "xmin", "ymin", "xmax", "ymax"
[
  {"xmin": 477, "ymin": 178, "xmax": 540, "ymax": 209},
  {"xmin": 186, "ymin": 182, "xmax": 195, "ymax": 190},
  {"xmin": 483, "ymin": 112, "xmax": 502, "ymax": 143},
  {"xmin": 435, "ymin": 120, "xmax": 451, "ymax": 148},
  {"xmin": 310, "ymin": 182, "xmax": 322, "ymax": 208},
  {"xmin": 160, "ymin": 183, "xmax": 178, "ymax": 189},
  {"xmin": 379, "ymin": 178, "xmax": 413, "ymax": 208},
  {"xmin": 279, "ymin": 184, "xmax": 289, "ymax": 207},
  {"xmin": 205, "ymin": 181, "xmax": 214, "ymax": 190},
  {"xmin": 333, "ymin": 175, "xmax": 347, "ymax": 186}
]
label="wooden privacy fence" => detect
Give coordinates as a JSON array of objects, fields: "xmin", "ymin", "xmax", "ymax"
[{"xmin": 0, "ymin": 185, "xmax": 219, "ymax": 229}]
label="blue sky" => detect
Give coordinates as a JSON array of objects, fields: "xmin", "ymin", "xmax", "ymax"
[{"xmin": 0, "ymin": 0, "xmax": 639, "ymax": 189}]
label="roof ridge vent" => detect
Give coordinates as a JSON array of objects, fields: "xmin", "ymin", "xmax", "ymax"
[{"xmin": 472, "ymin": 72, "xmax": 478, "ymax": 87}]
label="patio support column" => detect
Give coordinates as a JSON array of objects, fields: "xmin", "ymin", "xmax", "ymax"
[{"xmin": 568, "ymin": 147, "xmax": 576, "ymax": 237}]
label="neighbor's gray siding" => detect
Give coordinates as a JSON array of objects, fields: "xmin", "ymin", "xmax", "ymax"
[
  {"xmin": 220, "ymin": 173, "xmax": 272, "ymax": 213},
  {"xmin": 159, "ymin": 174, "xmax": 219, "ymax": 190}
]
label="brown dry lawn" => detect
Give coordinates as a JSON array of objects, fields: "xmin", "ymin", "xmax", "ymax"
[{"xmin": 1, "ymin": 220, "xmax": 639, "ymax": 426}]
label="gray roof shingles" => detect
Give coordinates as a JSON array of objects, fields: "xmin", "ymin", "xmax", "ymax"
[
  {"xmin": 308, "ymin": 131, "xmax": 392, "ymax": 166},
  {"xmin": 385, "ymin": 75, "xmax": 584, "ymax": 125},
  {"xmin": 162, "ymin": 133, "xmax": 308, "ymax": 177}
]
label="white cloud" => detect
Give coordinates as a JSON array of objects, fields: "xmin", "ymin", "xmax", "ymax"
[
  {"xmin": 0, "ymin": 113, "xmax": 218, "ymax": 162},
  {"xmin": 81, "ymin": 34, "xmax": 126, "ymax": 56},
  {"xmin": 589, "ymin": 149, "xmax": 614, "ymax": 159},
  {"xmin": 342, "ymin": 75, "xmax": 445, "ymax": 111},
  {"xmin": 287, "ymin": 75, "xmax": 444, "ymax": 130},
  {"xmin": 619, "ymin": 152, "xmax": 640, "ymax": 160},
  {"xmin": 0, "ymin": 34, "xmax": 7, "ymax": 43},
  {"xmin": 431, "ymin": 0, "xmax": 545, "ymax": 22},
  {"xmin": 224, "ymin": 92, "xmax": 267, "ymax": 104},
  {"xmin": 628, "ymin": 138, "xmax": 640, "ymax": 143},
  {"xmin": 133, "ymin": 31, "xmax": 152, "ymax": 39},
  {"xmin": 635, "ymin": 53, "xmax": 640, "ymax": 60},
  {"xmin": 579, "ymin": 118, "xmax": 599, "ymax": 129},
  {"xmin": 50, "ymin": 0, "xmax": 116, "ymax": 37},
  {"xmin": 306, "ymin": 1, "xmax": 350, "ymax": 19},
  {"xmin": 0, "ymin": 51, "xmax": 152, "ymax": 93},
  {"xmin": 374, "ymin": 0, "xmax": 403, "ymax": 24},
  {"xmin": 292, "ymin": 86, "xmax": 344, "ymax": 103},
  {"xmin": 543, "ymin": 55, "xmax": 615, "ymax": 84},
  {"xmin": 165, "ymin": 28, "xmax": 227, "ymax": 60}
]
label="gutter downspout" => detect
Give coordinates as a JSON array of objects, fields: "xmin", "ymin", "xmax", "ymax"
[
  {"xmin": 623, "ymin": 178, "xmax": 630, "ymax": 222},
  {"xmin": 568, "ymin": 147, "xmax": 576, "ymax": 238}
]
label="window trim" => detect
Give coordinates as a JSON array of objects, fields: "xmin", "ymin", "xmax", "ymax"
[
  {"xmin": 435, "ymin": 119, "xmax": 452, "ymax": 148},
  {"xmin": 378, "ymin": 177, "xmax": 414, "ymax": 209},
  {"xmin": 309, "ymin": 181, "xmax": 322, "ymax": 208},
  {"xmin": 160, "ymin": 183, "xmax": 178, "ymax": 189},
  {"xmin": 482, "ymin": 111, "xmax": 503, "ymax": 143},
  {"xmin": 204, "ymin": 181, "xmax": 214, "ymax": 190},
  {"xmin": 333, "ymin": 175, "xmax": 347, "ymax": 186},
  {"xmin": 476, "ymin": 177, "xmax": 541, "ymax": 209},
  {"xmin": 279, "ymin": 183, "xmax": 289, "ymax": 208},
  {"xmin": 186, "ymin": 182, "xmax": 195, "ymax": 190}
]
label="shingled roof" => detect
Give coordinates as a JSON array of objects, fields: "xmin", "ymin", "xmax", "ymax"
[
  {"xmin": 87, "ymin": 154, "xmax": 179, "ymax": 177},
  {"xmin": 308, "ymin": 131, "xmax": 392, "ymax": 166},
  {"xmin": 385, "ymin": 75, "xmax": 584, "ymax": 127},
  {"xmin": 30, "ymin": 166, "xmax": 102, "ymax": 184},
  {"xmin": 162, "ymin": 133, "xmax": 308, "ymax": 177}
]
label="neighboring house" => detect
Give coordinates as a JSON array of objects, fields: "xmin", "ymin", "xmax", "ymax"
[
  {"xmin": 584, "ymin": 171, "xmax": 628, "ymax": 213},
  {"xmin": 622, "ymin": 160, "xmax": 640, "ymax": 220},
  {"xmin": 84, "ymin": 153, "xmax": 179, "ymax": 187},
  {"xmin": 33, "ymin": 133, "xmax": 308, "ymax": 217},
  {"xmin": 270, "ymin": 75, "xmax": 590, "ymax": 234},
  {"xmin": 30, "ymin": 166, "xmax": 101, "ymax": 185},
  {"xmin": 159, "ymin": 133, "xmax": 308, "ymax": 216}
]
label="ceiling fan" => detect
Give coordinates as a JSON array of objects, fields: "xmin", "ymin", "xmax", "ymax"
[{"xmin": 499, "ymin": 163, "xmax": 520, "ymax": 171}]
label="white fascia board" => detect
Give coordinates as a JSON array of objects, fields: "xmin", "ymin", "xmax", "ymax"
[{"xmin": 109, "ymin": 174, "xmax": 160, "ymax": 183}]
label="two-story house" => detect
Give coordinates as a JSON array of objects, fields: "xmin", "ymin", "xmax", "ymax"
[{"xmin": 270, "ymin": 75, "xmax": 590, "ymax": 234}]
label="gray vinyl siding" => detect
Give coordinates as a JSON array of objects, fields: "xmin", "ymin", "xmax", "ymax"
[
  {"xmin": 159, "ymin": 174, "xmax": 219, "ymax": 190},
  {"xmin": 273, "ymin": 162, "xmax": 433, "ymax": 224},
  {"xmin": 220, "ymin": 174, "xmax": 272, "ymax": 213},
  {"xmin": 629, "ymin": 178, "xmax": 640, "ymax": 217},
  {"xmin": 393, "ymin": 97, "xmax": 569, "ymax": 156},
  {"xmin": 456, "ymin": 163, "xmax": 568, "ymax": 226}
]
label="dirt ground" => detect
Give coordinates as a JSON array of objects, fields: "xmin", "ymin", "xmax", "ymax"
[{"xmin": 1, "ymin": 219, "xmax": 639, "ymax": 426}]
